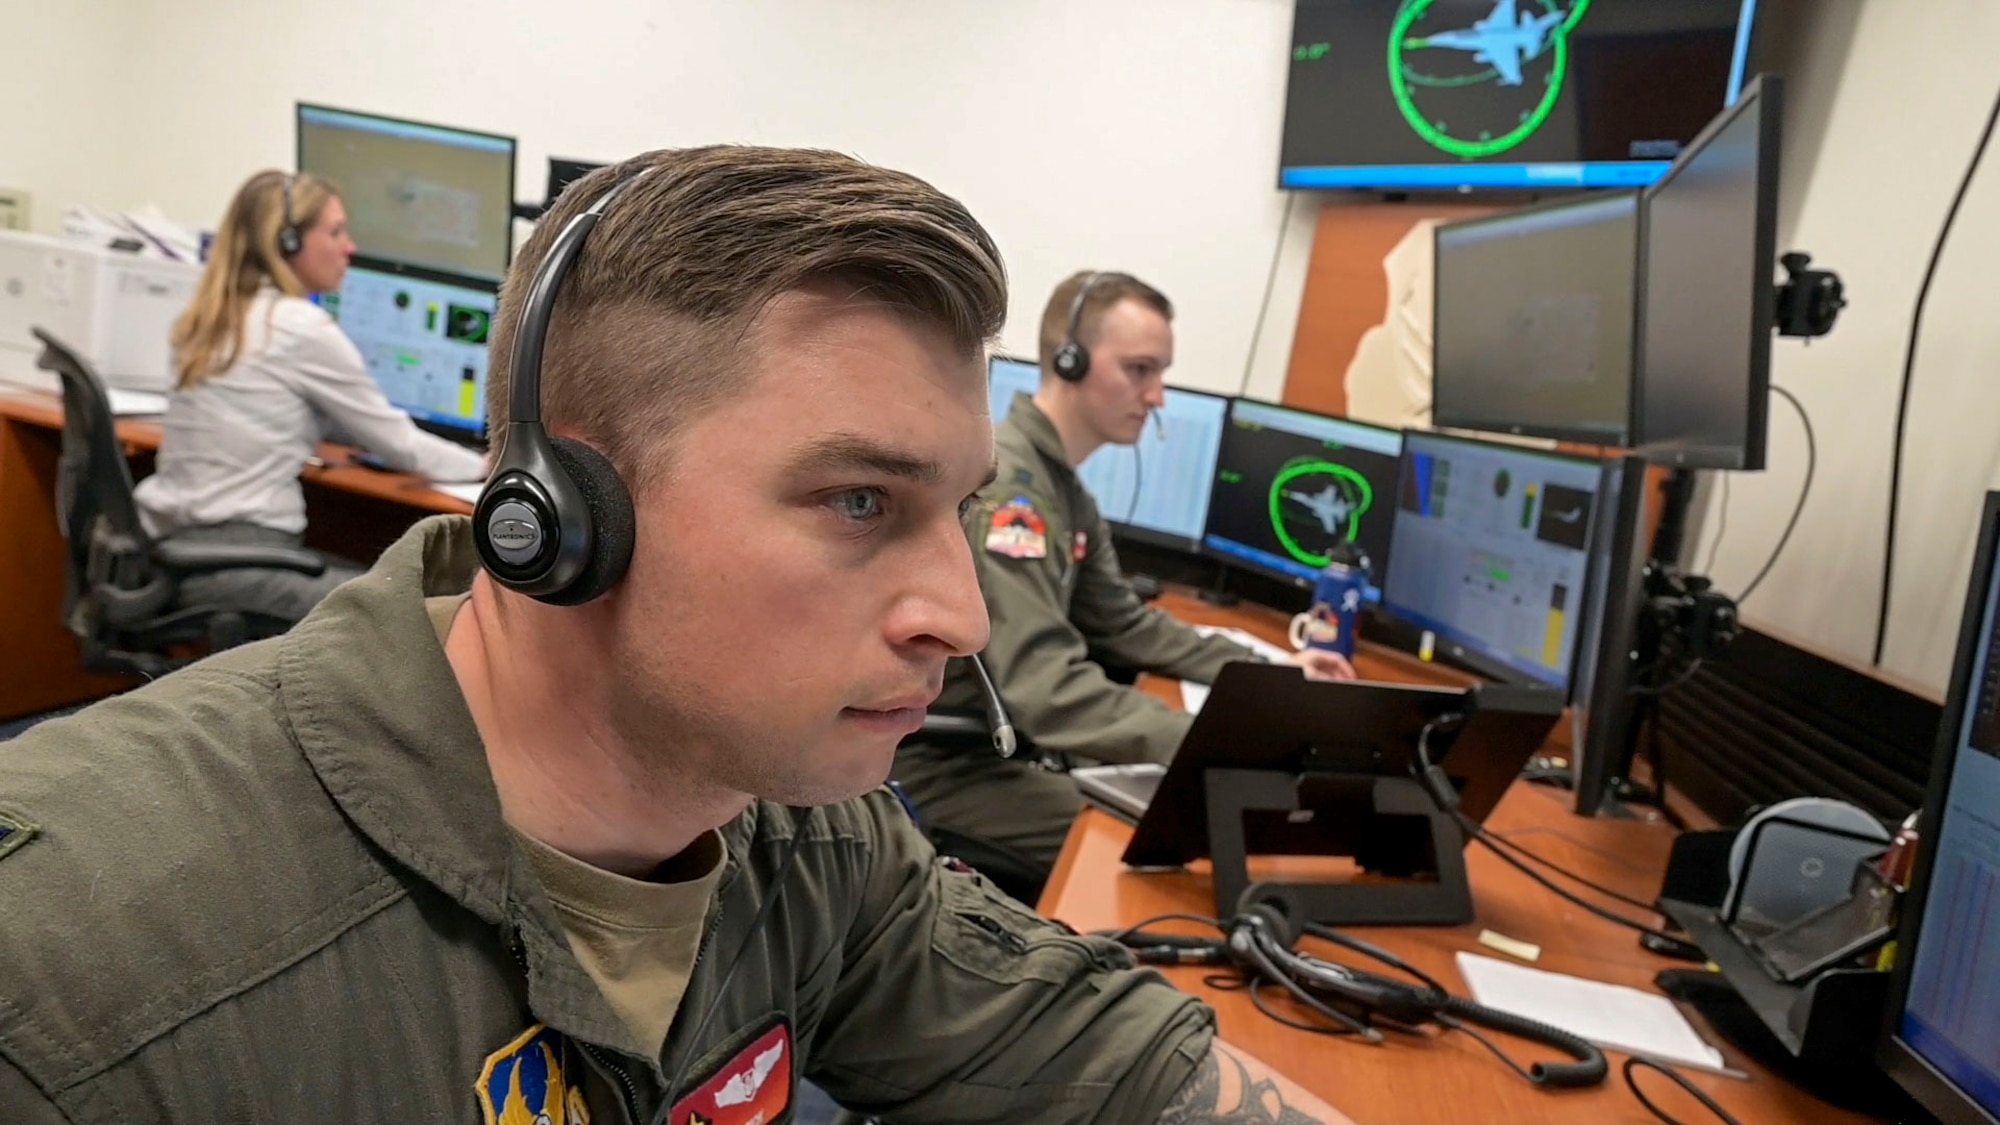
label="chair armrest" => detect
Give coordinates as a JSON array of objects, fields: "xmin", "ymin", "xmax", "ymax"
[{"xmin": 151, "ymin": 541, "xmax": 328, "ymax": 576}]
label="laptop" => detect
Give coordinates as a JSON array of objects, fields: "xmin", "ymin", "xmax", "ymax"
[{"xmin": 1073, "ymin": 763, "xmax": 1166, "ymax": 823}]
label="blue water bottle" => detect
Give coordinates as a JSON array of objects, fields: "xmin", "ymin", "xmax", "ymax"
[{"xmin": 1287, "ymin": 542, "xmax": 1370, "ymax": 659}]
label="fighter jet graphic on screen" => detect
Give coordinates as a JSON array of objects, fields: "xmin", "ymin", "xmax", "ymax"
[
  {"xmin": 1286, "ymin": 483, "xmax": 1358, "ymax": 537},
  {"xmin": 1416, "ymin": 0, "xmax": 1565, "ymax": 87}
]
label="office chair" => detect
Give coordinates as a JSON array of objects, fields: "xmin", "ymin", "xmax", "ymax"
[{"xmin": 34, "ymin": 329, "xmax": 328, "ymax": 678}]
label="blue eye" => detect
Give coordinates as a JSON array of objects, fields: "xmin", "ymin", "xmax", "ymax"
[{"xmin": 831, "ymin": 488, "xmax": 885, "ymax": 522}]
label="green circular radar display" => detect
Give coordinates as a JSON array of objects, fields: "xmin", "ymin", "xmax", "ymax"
[
  {"xmin": 1268, "ymin": 460, "xmax": 1375, "ymax": 570},
  {"xmin": 1387, "ymin": 0, "xmax": 1591, "ymax": 159}
]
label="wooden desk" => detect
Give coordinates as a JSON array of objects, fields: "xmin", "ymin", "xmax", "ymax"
[
  {"xmin": 1038, "ymin": 590, "xmax": 1875, "ymax": 1125},
  {"xmin": 0, "ymin": 391, "xmax": 474, "ymax": 719}
]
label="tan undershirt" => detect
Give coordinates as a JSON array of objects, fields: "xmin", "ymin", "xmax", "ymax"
[{"xmin": 426, "ymin": 593, "xmax": 727, "ymax": 1057}]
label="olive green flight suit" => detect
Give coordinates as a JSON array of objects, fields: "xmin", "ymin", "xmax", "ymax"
[
  {"xmin": 0, "ymin": 516, "xmax": 1213, "ymax": 1123},
  {"xmin": 894, "ymin": 394, "xmax": 1253, "ymax": 878}
]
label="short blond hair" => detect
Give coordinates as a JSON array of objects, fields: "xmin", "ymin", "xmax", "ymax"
[
  {"xmin": 487, "ymin": 146, "xmax": 1009, "ymax": 487},
  {"xmin": 1037, "ymin": 270, "xmax": 1173, "ymax": 379}
]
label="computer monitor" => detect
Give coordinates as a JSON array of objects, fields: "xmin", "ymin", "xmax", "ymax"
[
  {"xmin": 1382, "ymin": 431, "xmax": 1604, "ymax": 697},
  {"xmin": 987, "ymin": 354, "xmax": 1041, "ymax": 419},
  {"xmin": 1203, "ymin": 399, "xmax": 1403, "ymax": 595},
  {"xmin": 322, "ymin": 263, "xmax": 498, "ymax": 444},
  {"xmin": 1569, "ymin": 456, "xmax": 1656, "ymax": 815},
  {"xmin": 987, "ymin": 356, "xmax": 1229, "ymax": 551},
  {"xmin": 296, "ymin": 103, "xmax": 518, "ymax": 281},
  {"xmin": 1433, "ymin": 191, "xmax": 1640, "ymax": 445},
  {"xmin": 1878, "ymin": 490, "xmax": 2000, "ymax": 1125},
  {"xmin": 1632, "ymin": 73, "xmax": 1784, "ymax": 471},
  {"xmin": 546, "ymin": 158, "xmax": 606, "ymax": 206}
]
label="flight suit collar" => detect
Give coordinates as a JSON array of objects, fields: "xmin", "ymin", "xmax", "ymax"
[
  {"xmin": 277, "ymin": 515, "xmax": 691, "ymax": 1065},
  {"xmin": 1005, "ymin": 392, "xmax": 1078, "ymax": 481}
]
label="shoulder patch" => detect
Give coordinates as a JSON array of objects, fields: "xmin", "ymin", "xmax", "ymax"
[
  {"xmin": 985, "ymin": 496, "xmax": 1048, "ymax": 560},
  {"xmin": 668, "ymin": 1016, "xmax": 792, "ymax": 1125},
  {"xmin": 478, "ymin": 1024, "xmax": 590, "ymax": 1125},
  {"xmin": 0, "ymin": 813, "xmax": 36, "ymax": 864}
]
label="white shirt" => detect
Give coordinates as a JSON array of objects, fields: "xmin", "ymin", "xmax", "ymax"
[{"xmin": 135, "ymin": 290, "xmax": 488, "ymax": 537}]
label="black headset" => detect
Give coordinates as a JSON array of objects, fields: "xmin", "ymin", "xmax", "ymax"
[
  {"xmin": 469, "ymin": 162, "xmax": 1015, "ymax": 753},
  {"xmin": 1049, "ymin": 271, "xmax": 1112, "ymax": 382},
  {"xmin": 276, "ymin": 173, "xmax": 303, "ymax": 258},
  {"xmin": 470, "ymin": 169, "xmax": 649, "ymax": 606}
]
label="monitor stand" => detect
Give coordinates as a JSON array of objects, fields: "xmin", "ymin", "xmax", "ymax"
[{"xmin": 1202, "ymin": 767, "xmax": 1472, "ymax": 926}]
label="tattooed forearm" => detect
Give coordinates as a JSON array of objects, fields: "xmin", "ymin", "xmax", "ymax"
[{"xmin": 1156, "ymin": 1041, "xmax": 1337, "ymax": 1125}]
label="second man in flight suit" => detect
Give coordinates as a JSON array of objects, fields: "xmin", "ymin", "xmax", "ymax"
[{"xmin": 895, "ymin": 271, "xmax": 1354, "ymax": 891}]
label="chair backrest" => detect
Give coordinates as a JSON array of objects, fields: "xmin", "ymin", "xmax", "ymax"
[
  {"xmin": 33, "ymin": 328, "xmax": 171, "ymax": 638},
  {"xmin": 34, "ymin": 329, "xmax": 148, "ymax": 557}
]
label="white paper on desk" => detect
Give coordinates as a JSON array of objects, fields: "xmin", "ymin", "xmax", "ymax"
[
  {"xmin": 1192, "ymin": 623, "xmax": 1295, "ymax": 666},
  {"xmin": 1455, "ymin": 952, "xmax": 1725, "ymax": 1071},
  {"xmin": 432, "ymin": 481, "xmax": 485, "ymax": 505},
  {"xmin": 1180, "ymin": 680, "xmax": 1210, "ymax": 715},
  {"xmin": 105, "ymin": 388, "xmax": 168, "ymax": 416}
]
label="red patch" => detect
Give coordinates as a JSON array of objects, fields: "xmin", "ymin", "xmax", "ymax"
[
  {"xmin": 985, "ymin": 496, "xmax": 1048, "ymax": 560},
  {"xmin": 1072, "ymin": 530, "xmax": 1088, "ymax": 561},
  {"xmin": 668, "ymin": 1019, "xmax": 791, "ymax": 1125}
]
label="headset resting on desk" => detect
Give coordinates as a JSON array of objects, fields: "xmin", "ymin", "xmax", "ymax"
[{"xmin": 468, "ymin": 163, "xmax": 1015, "ymax": 752}]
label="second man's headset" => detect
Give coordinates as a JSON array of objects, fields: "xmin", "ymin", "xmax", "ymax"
[
  {"xmin": 276, "ymin": 173, "xmax": 303, "ymax": 258},
  {"xmin": 1049, "ymin": 271, "xmax": 1110, "ymax": 382},
  {"xmin": 470, "ymin": 164, "xmax": 1015, "ymax": 751},
  {"xmin": 1050, "ymin": 270, "xmax": 1165, "ymax": 457}
]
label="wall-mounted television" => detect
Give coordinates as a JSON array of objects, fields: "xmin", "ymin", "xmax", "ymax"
[{"xmin": 1279, "ymin": 0, "xmax": 1758, "ymax": 191}]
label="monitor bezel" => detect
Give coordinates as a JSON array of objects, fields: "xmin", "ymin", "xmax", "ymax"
[
  {"xmin": 331, "ymin": 259, "xmax": 500, "ymax": 447},
  {"xmin": 1629, "ymin": 73, "xmax": 1783, "ymax": 472},
  {"xmin": 1274, "ymin": 0, "xmax": 1761, "ymax": 193},
  {"xmin": 295, "ymin": 101, "xmax": 520, "ymax": 277},
  {"xmin": 1875, "ymin": 491, "xmax": 2000, "ymax": 1125},
  {"xmin": 1430, "ymin": 189, "xmax": 1642, "ymax": 447},
  {"xmin": 1102, "ymin": 384, "xmax": 1232, "ymax": 555},
  {"xmin": 1199, "ymin": 397, "xmax": 1405, "ymax": 591},
  {"xmin": 1380, "ymin": 428, "xmax": 1606, "ymax": 698}
]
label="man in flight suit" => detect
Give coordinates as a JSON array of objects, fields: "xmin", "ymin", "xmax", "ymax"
[
  {"xmin": 895, "ymin": 271, "xmax": 1354, "ymax": 891},
  {"xmin": 0, "ymin": 153, "xmax": 1354, "ymax": 1123}
]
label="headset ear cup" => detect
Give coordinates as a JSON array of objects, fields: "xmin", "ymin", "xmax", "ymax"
[
  {"xmin": 1054, "ymin": 342, "xmax": 1089, "ymax": 382},
  {"xmin": 1235, "ymin": 882, "xmax": 1303, "ymax": 946},
  {"xmin": 541, "ymin": 436, "xmax": 636, "ymax": 606}
]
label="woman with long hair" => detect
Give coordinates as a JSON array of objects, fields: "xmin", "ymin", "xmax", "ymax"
[{"xmin": 135, "ymin": 169, "xmax": 486, "ymax": 624}]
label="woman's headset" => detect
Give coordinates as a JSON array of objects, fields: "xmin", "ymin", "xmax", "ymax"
[
  {"xmin": 276, "ymin": 173, "xmax": 303, "ymax": 258},
  {"xmin": 467, "ymin": 162, "xmax": 1016, "ymax": 751}
]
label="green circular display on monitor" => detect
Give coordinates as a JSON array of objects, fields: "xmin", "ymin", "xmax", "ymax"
[{"xmin": 1387, "ymin": 0, "xmax": 1591, "ymax": 159}]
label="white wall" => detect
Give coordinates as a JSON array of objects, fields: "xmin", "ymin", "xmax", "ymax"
[
  {"xmin": 1688, "ymin": 0, "xmax": 2000, "ymax": 694},
  {"xmin": 36, "ymin": 0, "xmax": 1302, "ymax": 400},
  {"xmin": 0, "ymin": 1, "xmax": 137, "ymax": 233},
  {"xmin": 25, "ymin": 0, "xmax": 1997, "ymax": 692}
]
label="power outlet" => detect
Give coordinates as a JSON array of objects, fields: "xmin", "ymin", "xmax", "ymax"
[{"xmin": 0, "ymin": 189, "xmax": 31, "ymax": 231}]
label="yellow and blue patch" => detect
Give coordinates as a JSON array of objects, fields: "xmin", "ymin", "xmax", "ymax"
[
  {"xmin": 0, "ymin": 813, "xmax": 35, "ymax": 864},
  {"xmin": 477, "ymin": 1024, "xmax": 590, "ymax": 1125}
]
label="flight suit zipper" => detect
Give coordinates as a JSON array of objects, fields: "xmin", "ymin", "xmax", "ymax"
[
  {"xmin": 649, "ymin": 901, "xmax": 733, "ymax": 1125},
  {"xmin": 966, "ymin": 911, "xmax": 1030, "ymax": 954},
  {"xmin": 507, "ymin": 928, "xmax": 644, "ymax": 1125}
]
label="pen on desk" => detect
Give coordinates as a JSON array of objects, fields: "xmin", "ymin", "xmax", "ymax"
[{"xmin": 304, "ymin": 456, "xmax": 329, "ymax": 471}]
